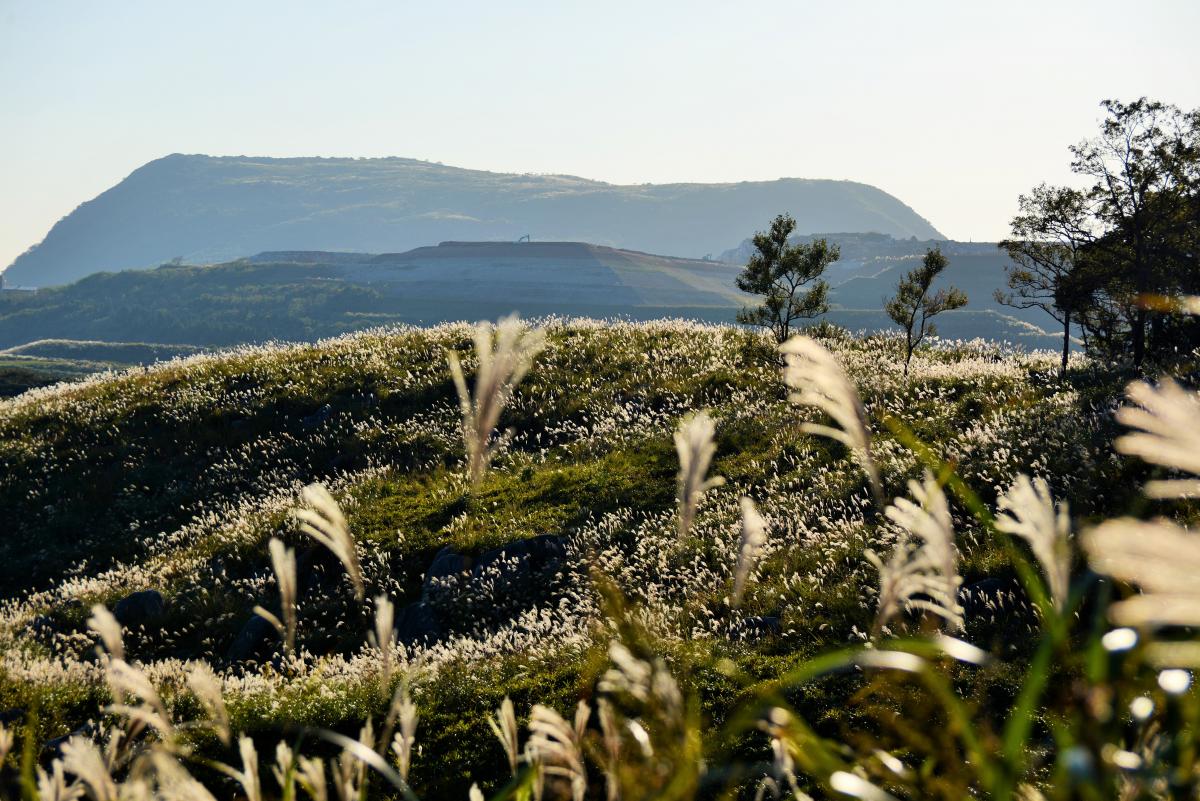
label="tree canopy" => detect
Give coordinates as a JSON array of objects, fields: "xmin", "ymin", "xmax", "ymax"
[
  {"xmin": 886, "ymin": 247, "xmax": 968, "ymax": 376},
  {"xmin": 1000, "ymin": 98, "xmax": 1200, "ymax": 368},
  {"xmin": 735, "ymin": 214, "xmax": 834, "ymax": 343}
]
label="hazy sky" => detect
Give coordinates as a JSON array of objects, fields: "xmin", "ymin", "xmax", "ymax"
[{"xmin": 2, "ymin": 1, "xmax": 1199, "ymax": 269}]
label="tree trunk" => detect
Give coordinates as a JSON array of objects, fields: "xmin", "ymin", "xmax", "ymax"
[
  {"xmin": 1060, "ymin": 311, "xmax": 1071, "ymax": 378},
  {"xmin": 1132, "ymin": 306, "xmax": 1147, "ymax": 366}
]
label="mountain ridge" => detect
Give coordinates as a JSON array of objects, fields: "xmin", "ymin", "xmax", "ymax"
[
  {"xmin": 4, "ymin": 154, "xmax": 943, "ymax": 287},
  {"xmin": 0, "ymin": 236, "xmax": 1062, "ymax": 353}
]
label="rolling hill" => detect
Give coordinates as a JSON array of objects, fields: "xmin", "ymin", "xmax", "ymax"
[
  {"xmin": 0, "ymin": 319, "xmax": 1127, "ymax": 798},
  {"xmin": 2, "ymin": 155, "xmax": 942, "ymax": 287},
  {"xmin": 0, "ymin": 237, "xmax": 1064, "ymax": 354},
  {"xmin": 0, "ymin": 339, "xmax": 203, "ymax": 396}
]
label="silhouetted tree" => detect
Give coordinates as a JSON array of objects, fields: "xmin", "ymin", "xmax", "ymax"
[
  {"xmin": 997, "ymin": 185, "xmax": 1097, "ymax": 376},
  {"xmin": 1000, "ymin": 99, "xmax": 1200, "ymax": 367},
  {"xmin": 1069, "ymin": 98, "xmax": 1193, "ymax": 365},
  {"xmin": 736, "ymin": 214, "xmax": 833, "ymax": 343},
  {"xmin": 886, "ymin": 248, "xmax": 967, "ymax": 376}
]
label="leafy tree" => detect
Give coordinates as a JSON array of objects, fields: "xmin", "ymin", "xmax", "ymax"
[
  {"xmin": 735, "ymin": 214, "xmax": 833, "ymax": 343},
  {"xmin": 1001, "ymin": 98, "xmax": 1199, "ymax": 367},
  {"xmin": 885, "ymin": 248, "xmax": 967, "ymax": 376},
  {"xmin": 1069, "ymin": 98, "xmax": 1194, "ymax": 365},
  {"xmin": 997, "ymin": 184, "xmax": 1097, "ymax": 376}
]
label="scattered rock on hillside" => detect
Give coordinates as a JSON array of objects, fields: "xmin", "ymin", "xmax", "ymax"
[
  {"xmin": 302, "ymin": 404, "xmax": 334, "ymax": 429},
  {"xmin": 474, "ymin": 534, "xmax": 566, "ymax": 576},
  {"xmin": 422, "ymin": 547, "xmax": 471, "ymax": 600},
  {"xmin": 226, "ymin": 613, "xmax": 277, "ymax": 664},
  {"xmin": 394, "ymin": 602, "xmax": 440, "ymax": 644},
  {"xmin": 114, "ymin": 590, "xmax": 165, "ymax": 627}
]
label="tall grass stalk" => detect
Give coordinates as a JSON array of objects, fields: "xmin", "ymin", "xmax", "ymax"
[{"xmin": 447, "ymin": 316, "xmax": 546, "ymax": 488}]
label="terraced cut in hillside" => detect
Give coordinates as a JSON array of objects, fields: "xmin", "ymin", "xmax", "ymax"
[{"xmin": 0, "ymin": 320, "xmax": 1140, "ymax": 797}]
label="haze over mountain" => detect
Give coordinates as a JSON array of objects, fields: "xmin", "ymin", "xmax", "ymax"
[{"xmin": 2, "ymin": 155, "xmax": 943, "ymax": 288}]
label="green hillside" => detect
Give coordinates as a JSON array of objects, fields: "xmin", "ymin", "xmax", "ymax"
[
  {"xmin": 0, "ymin": 340, "xmax": 201, "ymax": 396},
  {"xmin": 0, "ymin": 319, "xmax": 1144, "ymax": 798}
]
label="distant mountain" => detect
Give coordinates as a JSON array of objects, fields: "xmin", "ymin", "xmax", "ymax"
[
  {"xmin": 3, "ymin": 155, "xmax": 943, "ymax": 287},
  {"xmin": 0, "ymin": 239, "xmax": 1062, "ymax": 352}
]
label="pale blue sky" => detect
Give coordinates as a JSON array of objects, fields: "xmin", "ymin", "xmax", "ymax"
[{"xmin": 2, "ymin": 0, "xmax": 1198, "ymax": 268}]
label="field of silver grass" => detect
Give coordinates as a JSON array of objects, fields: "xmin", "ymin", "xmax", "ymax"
[{"xmin": 0, "ymin": 314, "xmax": 1195, "ymax": 799}]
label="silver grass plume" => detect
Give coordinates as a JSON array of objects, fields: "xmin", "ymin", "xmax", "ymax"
[
  {"xmin": 147, "ymin": 750, "xmax": 217, "ymax": 801},
  {"xmin": 867, "ymin": 472, "xmax": 963, "ymax": 634},
  {"xmin": 732, "ymin": 497, "xmax": 768, "ymax": 607},
  {"xmin": 389, "ymin": 681, "xmax": 418, "ymax": 783},
  {"xmin": 254, "ymin": 538, "xmax": 297, "ymax": 655},
  {"xmin": 105, "ymin": 659, "xmax": 175, "ymax": 738},
  {"xmin": 995, "ymin": 474, "xmax": 1072, "ymax": 612},
  {"xmin": 527, "ymin": 704, "xmax": 588, "ymax": 801},
  {"xmin": 296, "ymin": 757, "xmax": 328, "ymax": 801},
  {"xmin": 760, "ymin": 708, "xmax": 807, "ymax": 801},
  {"xmin": 273, "ymin": 742, "xmax": 296, "ymax": 801},
  {"xmin": 333, "ymin": 722, "xmax": 372, "ymax": 801},
  {"xmin": 488, "ymin": 696, "xmax": 520, "ymax": 777},
  {"xmin": 599, "ymin": 641, "xmax": 653, "ymax": 703},
  {"xmin": 1015, "ymin": 785, "xmax": 1049, "ymax": 801},
  {"xmin": 60, "ymin": 737, "xmax": 117, "ymax": 801},
  {"xmin": 447, "ymin": 315, "xmax": 546, "ymax": 488},
  {"xmin": 599, "ymin": 641, "xmax": 684, "ymax": 722},
  {"xmin": 334, "ymin": 752, "xmax": 358, "ymax": 801},
  {"xmin": 0, "ymin": 724, "xmax": 12, "ymax": 767},
  {"xmin": 187, "ymin": 665, "xmax": 231, "ymax": 746},
  {"xmin": 674, "ymin": 411, "xmax": 725, "ymax": 539},
  {"xmin": 370, "ymin": 594, "xmax": 396, "ymax": 692},
  {"xmin": 865, "ymin": 535, "xmax": 919, "ymax": 638},
  {"xmin": 1114, "ymin": 377, "xmax": 1200, "ymax": 499},
  {"xmin": 36, "ymin": 760, "xmax": 81, "ymax": 801},
  {"xmin": 779, "ymin": 335, "xmax": 883, "ymax": 507},
  {"xmin": 596, "ymin": 699, "xmax": 622, "ymax": 801},
  {"xmin": 87, "ymin": 604, "xmax": 124, "ymax": 662},
  {"xmin": 237, "ymin": 736, "xmax": 263, "ymax": 801},
  {"xmin": 1084, "ymin": 517, "xmax": 1200, "ymax": 629},
  {"xmin": 572, "ymin": 700, "xmax": 591, "ymax": 748},
  {"xmin": 295, "ymin": 483, "xmax": 364, "ymax": 600},
  {"xmin": 829, "ymin": 771, "xmax": 901, "ymax": 801}
]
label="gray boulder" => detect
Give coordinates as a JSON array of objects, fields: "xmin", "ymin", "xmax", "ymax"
[
  {"xmin": 225, "ymin": 613, "xmax": 277, "ymax": 664},
  {"xmin": 475, "ymin": 534, "xmax": 566, "ymax": 575},
  {"xmin": 394, "ymin": 602, "xmax": 440, "ymax": 645},
  {"xmin": 113, "ymin": 590, "xmax": 165, "ymax": 628},
  {"xmin": 422, "ymin": 546, "xmax": 471, "ymax": 600}
]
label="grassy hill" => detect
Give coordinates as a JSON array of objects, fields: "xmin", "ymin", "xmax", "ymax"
[
  {"xmin": 0, "ymin": 240, "xmax": 1064, "ymax": 353},
  {"xmin": 0, "ymin": 340, "xmax": 201, "ymax": 396},
  {"xmin": 2, "ymin": 154, "xmax": 942, "ymax": 287},
  {"xmin": 0, "ymin": 319, "xmax": 1140, "ymax": 798}
]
